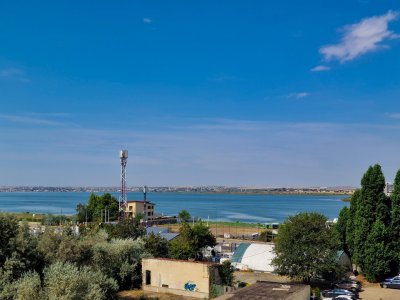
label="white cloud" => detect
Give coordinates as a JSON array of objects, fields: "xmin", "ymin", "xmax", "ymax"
[
  {"xmin": 143, "ymin": 18, "xmax": 152, "ymax": 24},
  {"xmin": 311, "ymin": 65, "xmax": 331, "ymax": 72},
  {"xmin": 320, "ymin": 10, "xmax": 399, "ymax": 62},
  {"xmin": 286, "ymin": 92, "xmax": 310, "ymax": 99}
]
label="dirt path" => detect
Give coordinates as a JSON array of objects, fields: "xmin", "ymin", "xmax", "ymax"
[{"xmin": 118, "ymin": 290, "xmax": 199, "ymax": 300}]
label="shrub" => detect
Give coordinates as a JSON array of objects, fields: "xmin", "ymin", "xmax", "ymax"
[
  {"xmin": 15, "ymin": 272, "xmax": 42, "ymax": 300},
  {"xmin": 43, "ymin": 262, "xmax": 118, "ymax": 300}
]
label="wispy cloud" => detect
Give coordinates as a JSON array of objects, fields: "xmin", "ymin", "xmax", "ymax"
[
  {"xmin": 388, "ymin": 113, "xmax": 400, "ymax": 119},
  {"xmin": 23, "ymin": 112, "xmax": 73, "ymax": 118},
  {"xmin": 311, "ymin": 65, "xmax": 331, "ymax": 72},
  {"xmin": 320, "ymin": 10, "xmax": 399, "ymax": 62},
  {"xmin": 209, "ymin": 73, "xmax": 236, "ymax": 82},
  {"xmin": 0, "ymin": 113, "xmax": 76, "ymax": 127},
  {"xmin": 285, "ymin": 92, "xmax": 310, "ymax": 99},
  {"xmin": 0, "ymin": 67, "xmax": 30, "ymax": 82},
  {"xmin": 2, "ymin": 117, "xmax": 400, "ymax": 186},
  {"xmin": 143, "ymin": 18, "xmax": 152, "ymax": 24}
]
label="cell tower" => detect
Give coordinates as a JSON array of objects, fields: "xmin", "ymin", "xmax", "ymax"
[{"xmin": 119, "ymin": 150, "xmax": 128, "ymax": 219}]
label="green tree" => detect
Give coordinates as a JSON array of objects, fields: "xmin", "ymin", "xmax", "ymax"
[
  {"xmin": 345, "ymin": 189, "xmax": 360, "ymax": 257},
  {"xmin": 272, "ymin": 212, "xmax": 340, "ymax": 283},
  {"xmin": 168, "ymin": 222, "xmax": 216, "ymax": 260},
  {"xmin": 0, "ymin": 214, "xmax": 19, "ymax": 267},
  {"xmin": 391, "ymin": 169, "xmax": 400, "ymax": 266},
  {"xmin": 362, "ymin": 220, "xmax": 392, "ymax": 282},
  {"xmin": 14, "ymin": 223, "xmax": 43, "ymax": 272},
  {"xmin": 77, "ymin": 193, "xmax": 119, "ymax": 223},
  {"xmin": 191, "ymin": 222, "xmax": 216, "ymax": 253},
  {"xmin": 335, "ymin": 206, "xmax": 349, "ymax": 254},
  {"xmin": 168, "ymin": 237, "xmax": 195, "ymax": 260},
  {"xmin": 353, "ymin": 165, "xmax": 390, "ymax": 271},
  {"xmin": 37, "ymin": 228, "xmax": 62, "ymax": 264},
  {"xmin": 178, "ymin": 210, "xmax": 191, "ymax": 222},
  {"xmin": 219, "ymin": 261, "xmax": 235, "ymax": 286},
  {"xmin": 76, "ymin": 203, "xmax": 88, "ymax": 224},
  {"xmin": 144, "ymin": 233, "xmax": 169, "ymax": 258}
]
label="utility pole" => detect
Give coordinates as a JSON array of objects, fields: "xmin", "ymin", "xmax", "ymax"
[{"xmin": 143, "ymin": 185, "xmax": 149, "ymax": 227}]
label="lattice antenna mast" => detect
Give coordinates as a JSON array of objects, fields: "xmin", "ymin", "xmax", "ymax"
[{"xmin": 119, "ymin": 150, "xmax": 128, "ymax": 219}]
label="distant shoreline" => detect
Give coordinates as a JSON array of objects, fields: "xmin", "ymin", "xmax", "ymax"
[
  {"xmin": 169, "ymin": 191, "xmax": 351, "ymax": 196},
  {"xmin": 0, "ymin": 190, "xmax": 352, "ymax": 196}
]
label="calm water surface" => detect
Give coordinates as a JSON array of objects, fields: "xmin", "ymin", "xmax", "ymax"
[{"xmin": 0, "ymin": 192, "xmax": 348, "ymax": 223}]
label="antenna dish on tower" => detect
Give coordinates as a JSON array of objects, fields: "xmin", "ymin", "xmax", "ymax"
[{"xmin": 119, "ymin": 150, "xmax": 128, "ymax": 159}]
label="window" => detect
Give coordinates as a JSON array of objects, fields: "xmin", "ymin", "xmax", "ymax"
[
  {"xmin": 129, "ymin": 206, "xmax": 132, "ymax": 211},
  {"xmin": 145, "ymin": 270, "xmax": 151, "ymax": 285},
  {"xmin": 162, "ymin": 284, "xmax": 169, "ymax": 288}
]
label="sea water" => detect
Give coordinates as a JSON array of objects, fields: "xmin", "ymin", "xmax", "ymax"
[{"xmin": 0, "ymin": 192, "xmax": 348, "ymax": 223}]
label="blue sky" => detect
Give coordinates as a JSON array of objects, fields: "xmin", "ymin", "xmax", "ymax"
[{"xmin": 1, "ymin": 0, "xmax": 400, "ymax": 187}]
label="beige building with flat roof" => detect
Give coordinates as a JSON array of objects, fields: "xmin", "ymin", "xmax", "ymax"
[
  {"xmin": 125, "ymin": 200, "xmax": 155, "ymax": 220},
  {"xmin": 142, "ymin": 258, "xmax": 223, "ymax": 299}
]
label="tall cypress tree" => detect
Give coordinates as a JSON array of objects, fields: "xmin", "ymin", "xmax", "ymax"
[
  {"xmin": 362, "ymin": 219, "xmax": 392, "ymax": 282},
  {"xmin": 390, "ymin": 169, "xmax": 400, "ymax": 267},
  {"xmin": 346, "ymin": 189, "xmax": 360, "ymax": 258},
  {"xmin": 336, "ymin": 206, "xmax": 349, "ymax": 254},
  {"xmin": 353, "ymin": 164, "xmax": 389, "ymax": 271}
]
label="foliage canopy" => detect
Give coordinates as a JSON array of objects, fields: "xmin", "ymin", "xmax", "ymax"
[{"xmin": 272, "ymin": 212, "xmax": 340, "ymax": 283}]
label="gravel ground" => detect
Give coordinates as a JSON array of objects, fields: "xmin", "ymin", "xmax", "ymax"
[
  {"xmin": 359, "ymin": 284, "xmax": 400, "ymax": 300},
  {"xmin": 233, "ymin": 271, "xmax": 289, "ymax": 284}
]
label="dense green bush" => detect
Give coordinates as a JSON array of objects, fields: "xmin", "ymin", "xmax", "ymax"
[
  {"xmin": 91, "ymin": 238, "xmax": 149, "ymax": 290},
  {"xmin": 0, "ymin": 209, "xmax": 148, "ymax": 299},
  {"xmin": 44, "ymin": 262, "xmax": 118, "ymax": 300},
  {"xmin": 15, "ymin": 272, "xmax": 42, "ymax": 300}
]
